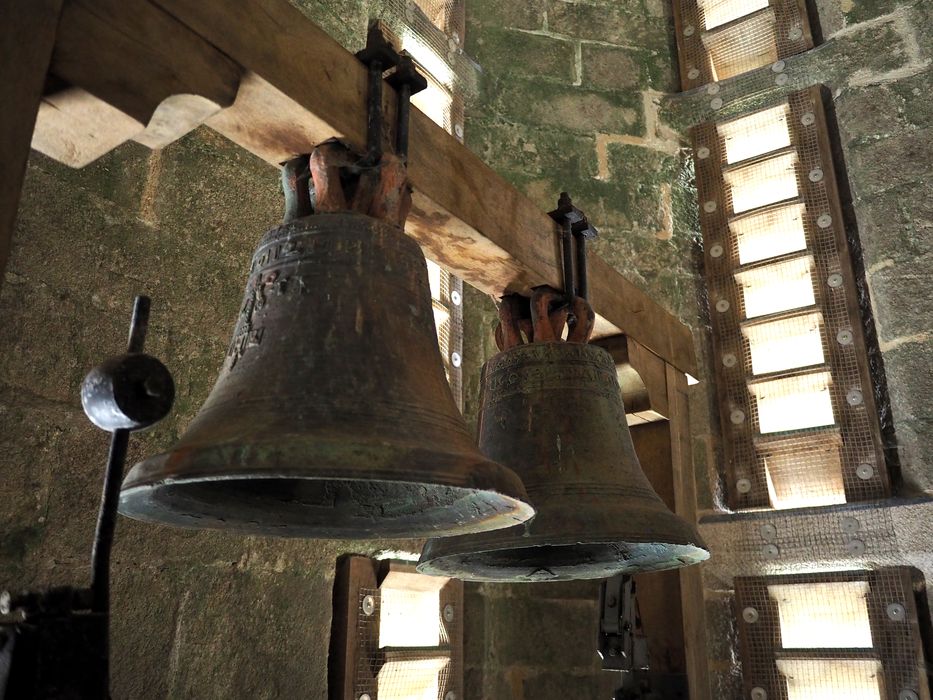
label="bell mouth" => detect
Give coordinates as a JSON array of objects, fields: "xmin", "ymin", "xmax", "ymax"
[
  {"xmin": 119, "ymin": 474, "xmax": 534, "ymax": 540},
  {"xmin": 417, "ymin": 539, "xmax": 709, "ymax": 582}
]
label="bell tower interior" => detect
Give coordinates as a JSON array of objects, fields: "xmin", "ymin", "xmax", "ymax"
[{"xmin": 1, "ymin": 0, "xmax": 931, "ymax": 698}]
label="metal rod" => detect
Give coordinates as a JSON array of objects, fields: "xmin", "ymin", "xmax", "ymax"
[
  {"xmin": 91, "ymin": 295, "xmax": 150, "ymax": 613},
  {"xmin": 575, "ymin": 232, "xmax": 589, "ymax": 301},
  {"xmin": 396, "ymin": 82, "xmax": 411, "ymax": 161},
  {"xmin": 560, "ymin": 219, "xmax": 576, "ymax": 301},
  {"xmin": 90, "ymin": 428, "xmax": 129, "ymax": 614},
  {"xmin": 366, "ymin": 59, "xmax": 383, "ymax": 161}
]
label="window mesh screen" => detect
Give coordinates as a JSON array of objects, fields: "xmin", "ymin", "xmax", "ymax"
[
  {"xmin": 674, "ymin": 0, "xmax": 813, "ymax": 90},
  {"xmin": 735, "ymin": 569, "xmax": 930, "ymax": 700},
  {"xmin": 693, "ymin": 87, "xmax": 889, "ymax": 510}
]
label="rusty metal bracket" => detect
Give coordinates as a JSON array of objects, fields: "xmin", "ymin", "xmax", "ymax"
[{"xmin": 547, "ymin": 191, "xmax": 599, "ymax": 301}]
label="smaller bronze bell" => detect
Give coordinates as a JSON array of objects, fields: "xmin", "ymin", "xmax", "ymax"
[{"xmin": 418, "ymin": 289, "xmax": 709, "ymax": 581}]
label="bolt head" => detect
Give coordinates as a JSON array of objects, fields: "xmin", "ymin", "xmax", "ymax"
[
  {"xmin": 703, "ymin": 200, "xmax": 718, "ymax": 213},
  {"xmin": 743, "ymin": 607, "xmax": 760, "ymax": 623},
  {"xmin": 736, "ymin": 478, "xmax": 752, "ymax": 494},
  {"xmin": 710, "ymin": 97, "xmax": 724, "ymax": 110},
  {"xmin": 827, "ymin": 273, "xmax": 844, "ymax": 288},
  {"xmin": 771, "ymin": 60, "xmax": 786, "ymax": 73},
  {"xmin": 887, "ymin": 602, "xmax": 907, "ymax": 622},
  {"xmin": 697, "ymin": 146, "xmax": 711, "ymax": 159},
  {"xmin": 451, "ymin": 352, "xmax": 462, "ymax": 368},
  {"xmin": 856, "ymin": 463, "xmax": 875, "ymax": 480},
  {"xmin": 760, "ymin": 524, "xmax": 777, "ymax": 541},
  {"xmin": 688, "ymin": 68, "xmax": 700, "ymax": 79},
  {"xmin": 722, "ymin": 353, "xmax": 737, "ymax": 368},
  {"xmin": 715, "ymin": 299, "xmax": 730, "ymax": 313},
  {"xmin": 899, "ymin": 690, "xmax": 920, "ymax": 700},
  {"xmin": 845, "ymin": 538, "xmax": 866, "ymax": 555},
  {"xmin": 809, "ymin": 168, "xmax": 824, "ymax": 183},
  {"xmin": 451, "ymin": 290, "xmax": 462, "ymax": 306},
  {"xmin": 775, "ymin": 73, "xmax": 789, "ymax": 86},
  {"xmin": 841, "ymin": 516, "xmax": 861, "ymax": 534},
  {"xmin": 444, "ymin": 604, "xmax": 455, "ymax": 622},
  {"xmin": 762, "ymin": 544, "xmax": 780, "ymax": 559},
  {"xmin": 362, "ymin": 595, "xmax": 376, "ymax": 616},
  {"xmin": 751, "ymin": 688, "xmax": 768, "ymax": 700},
  {"xmin": 730, "ymin": 409, "xmax": 746, "ymax": 425},
  {"xmin": 801, "ymin": 112, "xmax": 816, "ymax": 126},
  {"xmin": 847, "ymin": 389, "xmax": 864, "ymax": 406},
  {"xmin": 837, "ymin": 329, "xmax": 854, "ymax": 345},
  {"xmin": 817, "ymin": 213, "xmax": 833, "ymax": 228},
  {"xmin": 710, "ymin": 243, "xmax": 724, "ymax": 258},
  {"xmin": 684, "ymin": 25, "xmax": 695, "ymax": 36}
]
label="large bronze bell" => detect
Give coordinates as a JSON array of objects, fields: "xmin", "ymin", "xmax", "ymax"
[
  {"xmin": 417, "ymin": 290, "xmax": 709, "ymax": 581},
  {"xmin": 118, "ymin": 145, "xmax": 533, "ymax": 539}
]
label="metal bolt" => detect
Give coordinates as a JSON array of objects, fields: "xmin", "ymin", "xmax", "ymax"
[
  {"xmin": 837, "ymin": 329, "xmax": 854, "ymax": 345},
  {"xmin": 722, "ymin": 353, "xmax": 737, "ymax": 368},
  {"xmin": 788, "ymin": 27, "xmax": 803, "ymax": 40},
  {"xmin": 730, "ymin": 409, "xmax": 745, "ymax": 425},
  {"xmin": 360, "ymin": 694, "xmax": 372, "ymax": 700},
  {"xmin": 736, "ymin": 478, "xmax": 752, "ymax": 494},
  {"xmin": 847, "ymin": 388, "xmax": 864, "ymax": 406},
  {"xmin": 751, "ymin": 688, "xmax": 768, "ymax": 700},
  {"xmin": 688, "ymin": 67, "xmax": 700, "ymax": 79},
  {"xmin": 451, "ymin": 290, "xmax": 462, "ymax": 306},
  {"xmin": 887, "ymin": 602, "xmax": 907, "ymax": 621},
  {"xmin": 451, "ymin": 352, "xmax": 462, "ymax": 368},
  {"xmin": 841, "ymin": 516, "xmax": 861, "ymax": 534},
  {"xmin": 703, "ymin": 200, "xmax": 718, "ymax": 213},
  {"xmin": 697, "ymin": 146, "xmax": 711, "ymax": 159},
  {"xmin": 845, "ymin": 538, "xmax": 866, "ymax": 555},
  {"xmin": 856, "ymin": 463, "xmax": 875, "ymax": 480},
  {"xmin": 809, "ymin": 168, "xmax": 824, "ymax": 182},
  {"xmin": 762, "ymin": 544, "xmax": 780, "ymax": 559},
  {"xmin": 710, "ymin": 97, "xmax": 724, "ymax": 110},
  {"xmin": 827, "ymin": 273, "xmax": 844, "ymax": 288},
  {"xmin": 0, "ymin": 591, "xmax": 10, "ymax": 615},
  {"xmin": 775, "ymin": 73, "xmax": 789, "ymax": 86},
  {"xmin": 760, "ymin": 523, "xmax": 777, "ymax": 541},
  {"xmin": 801, "ymin": 112, "xmax": 816, "ymax": 126},
  {"xmin": 444, "ymin": 604, "xmax": 455, "ymax": 622},
  {"xmin": 454, "ymin": 124, "xmax": 464, "ymax": 140},
  {"xmin": 684, "ymin": 25, "xmax": 695, "ymax": 36},
  {"xmin": 445, "ymin": 693, "xmax": 457, "ymax": 700},
  {"xmin": 710, "ymin": 243, "xmax": 724, "ymax": 258},
  {"xmin": 743, "ymin": 607, "xmax": 760, "ymax": 623},
  {"xmin": 715, "ymin": 299, "xmax": 730, "ymax": 313},
  {"xmin": 362, "ymin": 595, "xmax": 376, "ymax": 616},
  {"xmin": 771, "ymin": 60, "xmax": 786, "ymax": 73},
  {"xmin": 899, "ymin": 691, "xmax": 920, "ymax": 700},
  {"xmin": 707, "ymin": 83, "xmax": 721, "ymax": 95},
  {"xmin": 817, "ymin": 213, "xmax": 833, "ymax": 228}
]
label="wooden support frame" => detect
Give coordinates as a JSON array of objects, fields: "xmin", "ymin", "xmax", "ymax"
[{"xmin": 13, "ymin": 0, "xmax": 698, "ymax": 378}]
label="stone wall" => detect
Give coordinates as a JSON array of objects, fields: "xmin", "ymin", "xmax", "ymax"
[{"xmin": 660, "ymin": 1, "xmax": 933, "ymax": 697}]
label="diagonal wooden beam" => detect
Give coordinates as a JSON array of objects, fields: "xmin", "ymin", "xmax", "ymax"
[
  {"xmin": 34, "ymin": 0, "xmax": 699, "ymax": 377},
  {"xmin": 1, "ymin": 0, "xmax": 66, "ymax": 282}
]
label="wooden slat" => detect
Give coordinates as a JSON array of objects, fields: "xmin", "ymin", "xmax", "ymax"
[
  {"xmin": 328, "ymin": 555, "xmax": 378, "ymax": 700},
  {"xmin": 115, "ymin": 0, "xmax": 697, "ymax": 376},
  {"xmin": 593, "ymin": 334, "xmax": 671, "ymax": 423},
  {"xmin": 50, "ymin": 0, "xmax": 241, "ymax": 146},
  {"xmin": 1, "ymin": 0, "xmax": 66, "ymax": 281},
  {"xmin": 32, "ymin": 87, "xmax": 144, "ymax": 168},
  {"xmin": 667, "ymin": 363, "xmax": 711, "ymax": 700}
]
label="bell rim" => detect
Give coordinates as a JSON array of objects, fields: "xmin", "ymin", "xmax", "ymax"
[
  {"xmin": 118, "ymin": 444, "xmax": 536, "ymax": 539},
  {"xmin": 416, "ymin": 533, "xmax": 710, "ymax": 582}
]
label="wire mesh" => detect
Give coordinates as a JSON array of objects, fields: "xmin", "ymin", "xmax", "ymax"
[
  {"xmin": 735, "ymin": 569, "xmax": 930, "ymax": 700},
  {"xmin": 355, "ymin": 587, "xmax": 462, "ymax": 700},
  {"xmin": 693, "ymin": 88, "xmax": 889, "ymax": 510},
  {"xmin": 675, "ymin": 0, "xmax": 812, "ymax": 90}
]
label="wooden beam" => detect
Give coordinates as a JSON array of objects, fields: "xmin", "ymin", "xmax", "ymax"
[
  {"xmin": 49, "ymin": 0, "xmax": 241, "ymax": 147},
  {"xmin": 146, "ymin": 0, "xmax": 698, "ymax": 376},
  {"xmin": 37, "ymin": 0, "xmax": 698, "ymax": 376},
  {"xmin": 666, "ymin": 363, "xmax": 711, "ymax": 700},
  {"xmin": 32, "ymin": 87, "xmax": 144, "ymax": 168},
  {"xmin": 1, "ymin": 0, "xmax": 66, "ymax": 281},
  {"xmin": 593, "ymin": 334, "xmax": 670, "ymax": 424}
]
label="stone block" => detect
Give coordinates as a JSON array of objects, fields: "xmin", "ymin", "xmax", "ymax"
[
  {"xmin": 462, "ymin": 28, "xmax": 576, "ymax": 84},
  {"xmin": 545, "ymin": 1, "xmax": 668, "ymax": 48},
  {"xmin": 486, "ymin": 595, "xmax": 601, "ymax": 668},
  {"xmin": 867, "ymin": 252, "xmax": 932, "ymax": 340},
  {"xmin": 581, "ymin": 43, "xmax": 641, "ymax": 91},
  {"xmin": 845, "ymin": 126, "xmax": 933, "ymax": 197},
  {"xmin": 465, "ymin": 118, "xmax": 599, "ymax": 180},
  {"xmin": 466, "ymin": 0, "xmax": 546, "ymax": 31},
  {"xmin": 853, "ymin": 182, "xmax": 932, "ymax": 268},
  {"xmin": 479, "ymin": 77, "xmax": 643, "ymax": 135},
  {"xmin": 521, "ymin": 669, "xmax": 621, "ymax": 699}
]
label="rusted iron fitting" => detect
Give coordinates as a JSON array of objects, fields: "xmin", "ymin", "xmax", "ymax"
[
  {"xmin": 494, "ymin": 286, "xmax": 595, "ymax": 352},
  {"xmin": 280, "ymin": 23, "xmax": 426, "ymax": 228},
  {"xmin": 547, "ymin": 191, "xmax": 599, "ymax": 301}
]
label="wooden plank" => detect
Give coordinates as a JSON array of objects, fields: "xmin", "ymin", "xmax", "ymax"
[
  {"xmin": 127, "ymin": 0, "xmax": 698, "ymax": 376},
  {"xmin": 50, "ymin": 0, "xmax": 241, "ymax": 146},
  {"xmin": 631, "ymin": 421, "xmax": 688, "ymax": 676},
  {"xmin": 0, "ymin": 0, "xmax": 66, "ymax": 281},
  {"xmin": 32, "ymin": 87, "xmax": 144, "ymax": 167},
  {"xmin": 328, "ymin": 555, "xmax": 378, "ymax": 700},
  {"xmin": 666, "ymin": 363, "xmax": 711, "ymax": 700},
  {"xmin": 592, "ymin": 334, "xmax": 670, "ymax": 422}
]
